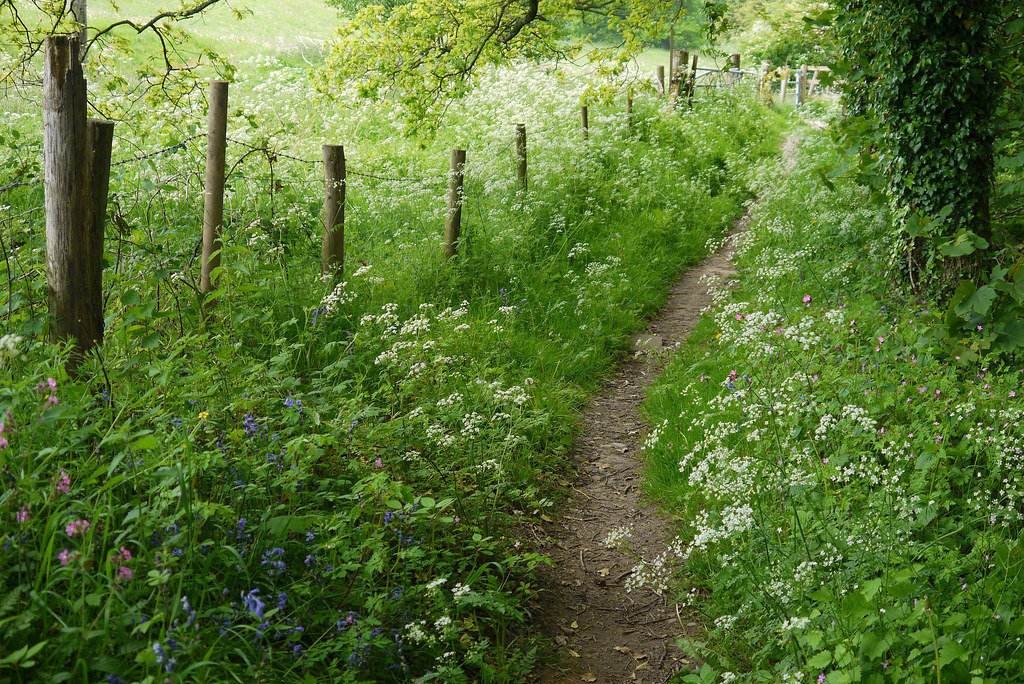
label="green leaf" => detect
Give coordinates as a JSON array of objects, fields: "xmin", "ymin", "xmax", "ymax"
[
  {"xmin": 807, "ymin": 651, "xmax": 833, "ymax": 668},
  {"xmin": 131, "ymin": 434, "xmax": 160, "ymax": 451}
]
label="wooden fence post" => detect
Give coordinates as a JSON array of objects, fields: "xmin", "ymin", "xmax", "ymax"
[
  {"xmin": 86, "ymin": 118, "xmax": 113, "ymax": 350},
  {"xmin": 321, "ymin": 144, "xmax": 345, "ymax": 274},
  {"xmin": 729, "ymin": 53, "xmax": 741, "ymax": 85},
  {"xmin": 444, "ymin": 149, "xmax": 466, "ymax": 259},
  {"xmin": 759, "ymin": 61, "xmax": 774, "ymax": 105},
  {"xmin": 670, "ymin": 49, "xmax": 688, "ymax": 100},
  {"xmin": 656, "ymin": 65, "xmax": 665, "ymax": 95},
  {"xmin": 580, "ymin": 105, "xmax": 589, "ymax": 140},
  {"xmin": 795, "ymin": 65, "xmax": 807, "ymax": 106},
  {"xmin": 626, "ymin": 92, "xmax": 634, "ymax": 132},
  {"xmin": 44, "ymin": 34, "xmax": 99, "ymax": 355},
  {"xmin": 780, "ymin": 66, "xmax": 790, "ymax": 103},
  {"xmin": 514, "ymin": 124, "xmax": 527, "ymax": 191},
  {"xmin": 687, "ymin": 54, "xmax": 698, "ymax": 106},
  {"xmin": 200, "ymin": 79, "xmax": 228, "ymax": 295}
]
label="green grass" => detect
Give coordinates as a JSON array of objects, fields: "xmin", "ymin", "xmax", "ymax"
[{"xmin": 90, "ymin": 0, "xmax": 340, "ymax": 59}]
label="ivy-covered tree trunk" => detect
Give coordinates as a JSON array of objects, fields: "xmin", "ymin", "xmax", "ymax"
[{"xmin": 837, "ymin": 1, "xmax": 1005, "ymax": 289}]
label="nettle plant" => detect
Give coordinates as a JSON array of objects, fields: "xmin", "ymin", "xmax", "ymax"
[{"xmin": 641, "ymin": 132, "xmax": 1024, "ymax": 683}]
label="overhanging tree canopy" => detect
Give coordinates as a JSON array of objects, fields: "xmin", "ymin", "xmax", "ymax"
[{"xmin": 318, "ymin": 0, "xmax": 688, "ymax": 122}]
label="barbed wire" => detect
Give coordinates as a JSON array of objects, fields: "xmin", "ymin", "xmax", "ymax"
[
  {"xmin": 111, "ymin": 134, "xmax": 204, "ymax": 167},
  {"xmin": 0, "ymin": 179, "xmax": 42, "ymax": 195}
]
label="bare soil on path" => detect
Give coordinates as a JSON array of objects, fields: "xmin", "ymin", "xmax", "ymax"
[
  {"xmin": 530, "ymin": 221, "xmax": 748, "ymax": 684},
  {"xmin": 530, "ymin": 133, "xmax": 801, "ymax": 683}
]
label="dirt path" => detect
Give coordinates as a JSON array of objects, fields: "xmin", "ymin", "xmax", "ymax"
[
  {"xmin": 531, "ymin": 133, "xmax": 802, "ymax": 683},
  {"xmin": 530, "ymin": 222, "xmax": 747, "ymax": 683}
]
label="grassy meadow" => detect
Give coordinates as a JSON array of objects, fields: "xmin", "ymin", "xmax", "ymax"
[{"xmin": 0, "ymin": 4, "xmax": 783, "ymax": 681}]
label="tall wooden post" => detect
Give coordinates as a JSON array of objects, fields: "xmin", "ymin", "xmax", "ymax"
[
  {"xmin": 656, "ymin": 65, "xmax": 665, "ymax": 95},
  {"xmin": 626, "ymin": 92, "xmax": 634, "ymax": 132},
  {"xmin": 687, "ymin": 54, "xmax": 699, "ymax": 106},
  {"xmin": 795, "ymin": 65, "xmax": 807, "ymax": 106},
  {"xmin": 444, "ymin": 149, "xmax": 466, "ymax": 259},
  {"xmin": 728, "ymin": 53, "xmax": 741, "ymax": 85},
  {"xmin": 200, "ymin": 80, "xmax": 228, "ymax": 294},
  {"xmin": 67, "ymin": 0, "xmax": 88, "ymax": 61},
  {"xmin": 759, "ymin": 61, "xmax": 774, "ymax": 105},
  {"xmin": 44, "ymin": 35, "xmax": 97, "ymax": 353},
  {"xmin": 580, "ymin": 105, "xmax": 589, "ymax": 140},
  {"xmin": 86, "ymin": 118, "xmax": 113, "ymax": 350},
  {"xmin": 670, "ymin": 49, "xmax": 688, "ymax": 99},
  {"xmin": 780, "ymin": 66, "xmax": 790, "ymax": 103},
  {"xmin": 321, "ymin": 144, "xmax": 345, "ymax": 274},
  {"xmin": 514, "ymin": 124, "xmax": 527, "ymax": 191}
]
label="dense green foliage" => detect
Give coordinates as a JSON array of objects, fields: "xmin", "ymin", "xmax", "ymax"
[
  {"xmin": 643, "ymin": 121, "xmax": 1024, "ymax": 683},
  {"xmin": 827, "ymin": 2, "xmax": 1024, "ymax": 357},
  {"xmin": 318, "ymin": 0, "xmax": 686, "ymax": 124},
  {"xmin": 0, "ymin": 47, "xmax": 781, "ymax": 681}
]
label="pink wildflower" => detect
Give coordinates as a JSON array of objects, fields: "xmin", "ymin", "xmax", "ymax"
[
  {"xmin": 734, "ymin": 313, "xmax": 744, "ymax": 321},
  {"xmin": 727, "ymin": 369, "xmax": 738, "ymax": 383},
  {"xmin": 0, "ymin": 436, "xmax": 7, "ymax": 449},
  {"xmin": 118, "ymin": 546, "xmax": 132, "ymax": 562},
  {"xmin": 58, "ymin": 549, "xmax": 74, "ymax": 566},
  {"xmin": 374, "ymin": 457, "xmax": 384, "ymax": 469},
  {"xmin": 802, "ymin": 294, "xmax": 813, "ymax": 306},
  {"xmin": 65, "ymin": 519, "xmax": 91, "ymax": 537},
  {"xmin": 1011, "ymin": 390, "xmax": 1018, "ymax": 399},
  {"xmin": 56, "ymin": 470, "xmax": 71, "ymax": 494},
  {"xmin": 16, "ymin": 507, "xmax": 30, "ymax": 523},
  {"xmin": 117, "ymin": 566, "xmax": 134, "ymax": 581}
]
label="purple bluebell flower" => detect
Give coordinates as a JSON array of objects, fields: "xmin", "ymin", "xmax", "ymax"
[
  {"xmin": 243, "ymin": 413, "xmax": 259, "ymax": 437},
  {"xmin": 261, "ymin": 547, "xmax": 286, "ymax": 575},
  {"xmin": 152, "ymin": 642, "xmax": 176, "ymax": 673},
  {"xmin": 242, "ymin": 589, "xmax": 265, "ymax": 619},
  {"xmin": 277, "ymin": 592, "xmax": 288, "ymax": 611},
  {"xmin": 181, "ymin": 595, "xmax": 197, "ymax": 627},
  {"xmin": 336, "ymin": 611, "xmax": 359, "ymax": 631}
]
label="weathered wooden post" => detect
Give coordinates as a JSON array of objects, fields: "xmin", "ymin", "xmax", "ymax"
[
  {"xmin": 795, "ymin": 65, "xmax": 807, "ymax": 106},
  {"xmin": 321, "ymin": 144, "xmax": 345, "ymax": 274},
  {"xmin": 626, "ymin": 92, "xmax": 634, "ymax": 132},
  {"xmin": 86, "ymin": 118, "xmax": 113, "ymax": 343},
  {"xmin": 44, "ymin": 35, "xmax": 98, "ymax": 354},
  {"xmin": 670, "ymin": 49, "xmax": 688, "ymax": 101},
  {"xmin": 580, "ymin": 105, "xmax": 589, "ymax": 140},
  {"xmin": 200, "ymin": 79, "xmax": 228, "ymax": 295},
  {"xmin": 656, "ymin": 65, "xmax": 665, "ymax": 95},
  {"xmin": 687, "ymin": 54, "xmax": 698, "ymax": 106},
  {"xmin": 728, "ymin": 53, "xmax": 741, "ymax": 85},
  {"xmin": 780, "ymin": 66, "xmax": 790, "ymax": 103},
  {"xmin": 444, "ymin": 149, "xmax": 466, "ymax": 258},
  {"xmin": 759, "ymin": 61, "xmax": 774, "ymax": 105},
  {"xmin": 514, "ymin": 124, "xmax": 527, "ymax": 191},
  {"xmin": 68, "ymin": 0, "xmax": 88, "ymax": 60}
]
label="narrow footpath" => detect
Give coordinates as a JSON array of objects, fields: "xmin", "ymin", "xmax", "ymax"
[{"xmin": 532, "ymin": 133, "xmax": 803, "ymax": 683}]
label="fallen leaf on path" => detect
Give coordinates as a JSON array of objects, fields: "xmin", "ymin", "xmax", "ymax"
[
  {"xmin": 570, "ymin": 620, "xmax": 579, "ymax": 629},
  {"xmin": 568, "ymin": 649, "xmax": 580, "ymax": 658},
  {"xmin": 598, "ymin": 567, "xmax": 611, "ymax": 577},
  {"xmin": 613, "ymin": 645, "xmax": 632, "ymax": 655},
  {"xmin": 581, "ymin": 674, "xmax": 597, "ymax": 682}
]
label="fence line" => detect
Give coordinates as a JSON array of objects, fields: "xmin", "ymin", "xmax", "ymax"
[{"xmin": 15, "ymin": 40, "xmax": 802, "ymax": 359}]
